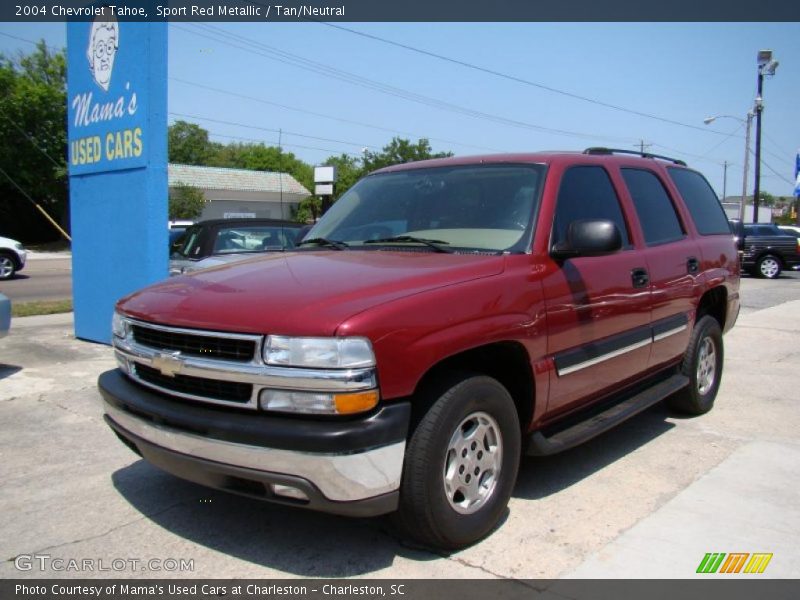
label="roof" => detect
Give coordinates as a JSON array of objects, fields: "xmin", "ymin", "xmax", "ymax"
[
  {"xmin": 372, "ymin": 150, "xmax": 690, "ymax": 175},
  {"xmin": 168, "ymin": 163, "xmax": 310, "ymax": 197}
]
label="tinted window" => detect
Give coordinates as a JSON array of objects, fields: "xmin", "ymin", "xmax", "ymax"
[
  {"xmin": 552, "ymin": 166, "xmax": 630, "ymax": 248},
  {"xmin": 622, "ymin": 169, "xmax": 684, "ymax": 245},
  {"xmin": 667, "ymin": 168, "xmax": 731, "ymax": 235}
]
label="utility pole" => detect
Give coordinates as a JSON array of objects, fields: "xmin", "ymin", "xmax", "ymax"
[
  {"xmin": 636, "ymin": 140, "xmax": 652, "ymax": 155},
  {"xmin": 752, "ymin": 50, "xmax": 779, "ymax": 224},
  {"xmin": 722, "ymin": 161, "xmax": 728, "ymax": 202}
]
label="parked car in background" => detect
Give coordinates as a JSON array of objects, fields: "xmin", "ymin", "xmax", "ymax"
[
  {"xmin": 729, "ymin": 220, "xmax": 800, "ymax": 279},
  {"xmin": 0, "ymin": 293, "xmax": 10, "ymax": 338},
  {"xmin": 0, "ymin": 235, "xmax": 27, "ymax": 280},
  {"xmin": 170, "ymin": 219, "xmax": 304, "ymax": 276}
]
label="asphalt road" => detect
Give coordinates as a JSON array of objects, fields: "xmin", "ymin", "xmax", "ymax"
[{"xmin": 0, "ymin": 257, "xmax": 72, "ymax": 303}]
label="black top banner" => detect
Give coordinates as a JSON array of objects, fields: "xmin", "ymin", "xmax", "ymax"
[{"xmin": 3, "ymin": 0, "xmax": 800, "ymax": 22}]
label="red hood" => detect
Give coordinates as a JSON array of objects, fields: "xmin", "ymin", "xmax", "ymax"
[{"xmin": 119, "ymin": 251, "xmax": 505, "ymax": 335}]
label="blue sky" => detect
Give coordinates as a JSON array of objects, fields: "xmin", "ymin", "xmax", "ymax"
[{"xmin": 2, "ymin": 21, "xmax": 799, "ymax": 199}]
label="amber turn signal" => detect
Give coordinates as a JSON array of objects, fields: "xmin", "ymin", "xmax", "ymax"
[{"xmin": 334, "ymin": 390, "xmax": 380, "ymax": 415}]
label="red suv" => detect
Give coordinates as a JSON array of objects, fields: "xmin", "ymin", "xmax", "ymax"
[{"xmin": 99, "ymin": 148, "xmax": 739, "ymax": 550}]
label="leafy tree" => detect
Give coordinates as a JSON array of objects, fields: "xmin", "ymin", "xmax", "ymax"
[
  {"xmin": 168, "ymin": 120, "xmax": 215, "ymax": 165},
  {"xmin": 169, "ymin": 183, "xmax": 206, "ymax": 220},
  {"xmin": 363, "ymin": 137, "xmax": 452, "ymax": 172},
  {"xmin": 0, "ymin": 42, "xmax": 68, "ymax": 241}
]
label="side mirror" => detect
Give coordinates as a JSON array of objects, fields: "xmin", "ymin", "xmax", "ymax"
[{"xmin": 551, "ymin": 219, "xmax": 622, "ymax": 258}]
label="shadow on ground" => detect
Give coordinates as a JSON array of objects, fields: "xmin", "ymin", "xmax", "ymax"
[
  {"xmin": 111, "ymin": 403, "xmax": 674, "ymax": 575},
  {"xmin": 0, "ymin": 364, "xmax": 22, "ymax": 380}
]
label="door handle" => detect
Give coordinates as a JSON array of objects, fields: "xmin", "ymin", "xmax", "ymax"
[
  {"xmin": 631, "ymin": 267, "xmax": 649, "ymax": 288},
  {"xmin": 687, "ymin": 257, "xmax": 699, "ymax": 274}
]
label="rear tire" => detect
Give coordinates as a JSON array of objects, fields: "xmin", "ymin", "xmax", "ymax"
[
  {"xmin": 756, "ymin": 254, "xmax": 782, "ymax": 279},
  {"xmin": 669, "ymin": 315, "xmax": 723, "ymax": 415},
  {"xmin": 392, "ymin": 374, "xmax": 520, "ymax": 550}
]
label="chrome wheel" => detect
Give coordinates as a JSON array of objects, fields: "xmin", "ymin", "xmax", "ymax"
[
  {"xmin": 696, "ymin": 336, "xmax": 717, "ymax": 395},
  {"xmin": 759, "ymin": 256, "xmax": 780, "ymax": 278},
  {"xmin": 0, "ymin": 256, "xmax": 14, "ymax": 279},
  {"xmin": 443, "ymin": 411, "xmax": 502, "ymax": 514}
]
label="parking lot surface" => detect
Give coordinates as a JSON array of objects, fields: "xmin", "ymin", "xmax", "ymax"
[{"xmin": 0, "ymin": 276, "xmax": 798, "ymax": 579}]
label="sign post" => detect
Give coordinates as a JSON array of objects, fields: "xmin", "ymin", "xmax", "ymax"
[{"xmin": 67, "ymin": 14, "xmax": 167, "ymax": 343}]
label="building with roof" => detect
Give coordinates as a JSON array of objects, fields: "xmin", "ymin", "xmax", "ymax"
[{"xmin": 168, "ymin": 163, "xmax": 310, "ymax": 221}]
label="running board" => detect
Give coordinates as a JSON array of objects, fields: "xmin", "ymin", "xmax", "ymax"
[{"xmin": 526, "ymin": 374, "xmax": 690, "ymax": 456}]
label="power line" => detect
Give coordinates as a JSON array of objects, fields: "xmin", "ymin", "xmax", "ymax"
[
  {"xmin": 0, "ymin": 111, "xmax": 64, "ymax": 168},
  {"xmin": 315, "ymin": 22, "xmax": 740, "ymax": 138},
  {"xmin": 207, "ymin": 131, "xmax": 362, "ymax": 157},
  {"xmin": 169, "ymin": 77, "xmax": 503, "ymax": 153},
  {"xmin": 0, "ymin": 31, "xmax": 62, "ymax": 53},
  {"xmin": 169, "ymin": 112, "xmax": 380, "ymax": 150},
  {"xmin": 174, "ymin": 23, "xmax": 636, "ymax": 145}
]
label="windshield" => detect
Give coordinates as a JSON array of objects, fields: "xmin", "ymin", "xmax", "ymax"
[
  {"xmin": 305, "ymin": 164, "xmax": 544, "ymax": 252},
  {"xmin": 210, "ymin": 224, "xmax": 301, "ymax": 254}
]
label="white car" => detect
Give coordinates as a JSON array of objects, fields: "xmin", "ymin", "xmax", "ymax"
[
  {"xmin": 778, "ymin": 225, "xmax": 800, "ymax": 237},
  {"xmin": 0, "ymin": 235, "xmax": 27, "ymax": 280}
]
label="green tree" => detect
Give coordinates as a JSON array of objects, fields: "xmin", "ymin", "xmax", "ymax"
[
  {"xmin": 169, "ymin": 183, "xmax": 207, "ymax": 220},
  {"xmin": 0, "ymin": 42, "xmax": 68, "ymax": 241},
  {"xmin": 168, "ymin": 120, "xmax": 215, "ymax": 165},
  {"xmin": 364, "ymin": 137, "xmax": 452, "ymax": 172}
]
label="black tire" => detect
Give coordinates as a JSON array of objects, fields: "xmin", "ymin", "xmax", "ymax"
[
  {"xmin": 0, "ymin": 252, "xmax": 17, "ymax": 280},
  {"xmin": 668, "ymin": 315, "xmax": 723, "ymax": 415},
  {"xmin": 756, "ymin": 254, "xmax": 782, "ymax": 279},
  {"xmin": 392, "ymin": 374, "xmax": 521, "ymax": 550}
]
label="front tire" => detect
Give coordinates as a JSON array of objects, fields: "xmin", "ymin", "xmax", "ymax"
[
  {"xmin": 0, "ymin": 252, "xmax": 17, "ymax": 280},
  {"xmin": 756, "ymin": 254, "xmax": 782, "ymax": 279},
  {"xmin": 393, "ymin": 374, "xmax": 521, "ymax": 550},
  {"xmin": 669, "ymin": 315, "xmax": 723, "ymax": 415}
]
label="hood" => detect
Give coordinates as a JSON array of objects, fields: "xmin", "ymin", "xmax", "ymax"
[{"xmin": 120, "ymin": 250, "xmax": 505, "ymax": 335}]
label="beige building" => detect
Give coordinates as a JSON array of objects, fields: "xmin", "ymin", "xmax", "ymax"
[{"xmin": 168, "ymin": 163, "xmax": 310, "ymax": 221}]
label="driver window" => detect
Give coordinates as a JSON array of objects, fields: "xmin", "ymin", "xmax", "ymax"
[{"xmin": 552, "ymin": 166, "xmax": 630, "ymax": 249}]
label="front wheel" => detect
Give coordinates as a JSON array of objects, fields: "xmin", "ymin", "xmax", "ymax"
[
  {"xmin": 669, "ymin": 315, "xmax": 723, "ymax": 415},
  {"xmin": 393, "ymin": 374, "xmax": 521, "ymax": 550},
  {"xmin": 0, "ymin": 253, "xmax": 17, "ymax": 280},
  {"xmin": 756, "ymin": 254, "xmax": 782, "ymax": 279}
]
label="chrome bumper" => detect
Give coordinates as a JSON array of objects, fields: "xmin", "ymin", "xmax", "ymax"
[{"xmin": 102, "ymin": 399, "xmax": 405, "ymax": 504}]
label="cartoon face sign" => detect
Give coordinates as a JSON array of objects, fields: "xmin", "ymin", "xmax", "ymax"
[{"xmin": 86, "ymin": 16, "xmax": 119, "ymax": 92}]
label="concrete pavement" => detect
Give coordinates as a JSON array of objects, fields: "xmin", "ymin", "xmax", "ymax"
[{"xmin": 0, "ymin": 297, "xmax": 798, "ymax": 579}]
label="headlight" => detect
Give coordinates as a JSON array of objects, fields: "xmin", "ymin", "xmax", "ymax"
[
  {"xmin": 264, "ymin": 336, "xmax": 375, "ymax": 368},
  {"xmin": 112, "ymin": 311, "xmax": 129, "ymax": 339}
]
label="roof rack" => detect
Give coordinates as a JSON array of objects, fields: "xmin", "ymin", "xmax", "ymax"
[{"xmin": 583, "ymin": 147, "xmax": 687, "ymax": 167}]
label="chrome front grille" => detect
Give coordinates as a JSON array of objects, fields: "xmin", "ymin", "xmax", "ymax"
[
  {"xmin": 131, "ymin": 324, "xmax": 256, "ymax": 362},
  {"xmin": 113, "ymin": 318, "xmax": 378, "ymax": 411},
  {"xmin": 134, "ymin": 363, "xmax": 254, "ymax": 403}
]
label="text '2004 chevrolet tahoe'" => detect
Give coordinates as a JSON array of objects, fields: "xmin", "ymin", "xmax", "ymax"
[{"xmin": 99, "ymin": 148, "xmax": 740, "ymax": 550}]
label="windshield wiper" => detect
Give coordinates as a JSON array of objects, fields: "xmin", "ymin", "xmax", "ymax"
[
  {"xmin": 364, "ymin": 235, "xmax": 454, "ymax": 253},
  {"xmin": 297, "ymin": 237, "xmax": 350, "ymax": 250}
]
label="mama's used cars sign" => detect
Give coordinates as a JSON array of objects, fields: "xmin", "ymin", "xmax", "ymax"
[{"xmin": 68, "ymin": 12, "xmax": 149, "ymax": 174}]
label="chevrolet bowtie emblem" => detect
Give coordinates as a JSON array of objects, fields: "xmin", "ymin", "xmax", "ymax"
[{"xmin": 151, "ymin": 352, "xmax": 183, "ymax": 377}]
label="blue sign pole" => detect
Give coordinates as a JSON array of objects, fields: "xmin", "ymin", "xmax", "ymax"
[{"xmin": 67, "ymin": 17, "xmax": 167, "ymax": 343}]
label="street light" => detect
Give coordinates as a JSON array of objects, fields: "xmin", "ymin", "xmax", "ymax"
[
  {"xmin": 704, "ymin": 113, "xmax": 754, "ymax": 221},
  {"xmin": 753, "ymin": 49, "xmax": 779, "ymax": 223}
]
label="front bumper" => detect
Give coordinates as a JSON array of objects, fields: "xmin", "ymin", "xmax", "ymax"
[{"xmin": 99, "ymin": 369, "xmax": 410, "ymax": 517}]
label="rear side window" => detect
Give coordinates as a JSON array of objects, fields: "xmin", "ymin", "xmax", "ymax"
[
  {"xmin": 667, "ymin": 168, "xmax": 731, "ymax": 235},
  {"xmin": 621, "ymin": 169, "xmax": 684, "ymax": 245},
  {"xmin": 552, "ymin": 166, "xmax": 630, "ymax": 248}
]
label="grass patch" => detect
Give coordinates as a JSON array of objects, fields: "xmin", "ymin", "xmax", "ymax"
[{"xmin": 12, "ymin": 299, "xmax": 73, "ymax": 317}]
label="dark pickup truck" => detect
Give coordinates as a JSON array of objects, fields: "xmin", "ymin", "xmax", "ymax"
[{"xmin": 730, "ymin": 220, "xmax": 800, "ymax": 279}]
